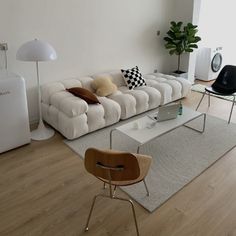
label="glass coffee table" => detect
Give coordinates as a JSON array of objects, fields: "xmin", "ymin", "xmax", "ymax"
[{"xmin": 110, "ymin": 106, "xmax": 206, "ymax": 153}]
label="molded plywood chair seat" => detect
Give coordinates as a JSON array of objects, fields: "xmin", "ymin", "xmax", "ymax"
[
  {"xmin": 196, "ymin": 65, "xmax": 236, "ymax": 123},
  {"xmin": 84, "ymin": 148, "xmax": 152, "ymax": 236}
]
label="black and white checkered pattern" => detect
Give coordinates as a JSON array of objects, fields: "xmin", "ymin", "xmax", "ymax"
[{"xmin": 121, "ymin": 66, "xmax": 146, "ymax": 90}]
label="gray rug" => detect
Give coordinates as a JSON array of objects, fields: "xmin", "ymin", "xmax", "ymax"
[{"xmin": 64, "ymin": 113, "xmax": 236, "ymax": 212}]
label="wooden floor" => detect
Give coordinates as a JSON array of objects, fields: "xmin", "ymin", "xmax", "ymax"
[{"xmin": 1, "ymin": 89, "xmax": 236, "ymax": 236}]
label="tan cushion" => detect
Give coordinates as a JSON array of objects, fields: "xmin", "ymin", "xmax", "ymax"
[
  {"xmin": 66, "ymin": 87, "xmax": 100, "ymax": 104},
  {"xmin": 91, "ymin": 76, "xmax": 117, "ymax": 97}
]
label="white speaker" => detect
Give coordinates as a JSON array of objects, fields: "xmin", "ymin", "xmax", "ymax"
[
  {"xmin": 0, "ymin": 72, "xmax": 31, "ymax": 153},
  {"xmin": 195, "ymin": 47, "xmax": 223, "ymax": 81}
]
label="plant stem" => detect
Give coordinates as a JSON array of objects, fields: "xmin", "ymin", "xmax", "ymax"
[{"xmin": 177, "ymin": 55, "xmax": 180, "ymax": 72}]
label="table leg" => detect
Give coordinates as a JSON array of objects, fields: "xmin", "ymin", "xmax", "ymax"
[
  {"xmin": 184, "ymin": 113, "xmax": 206, "ymax": 133},
  {"xmin": 110, "ymin": 129, "xmax": 116, "ymax": 149},
  {"xmin": 137, "ymin": 145, "xmax": 141, "ymax": 154}
]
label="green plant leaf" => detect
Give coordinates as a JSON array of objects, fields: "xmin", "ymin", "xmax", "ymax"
[
  {"xmin": 163, "ymin": 37, "xmax": 172, "ymax": 42},
  {"xmin": 167, "ymin": 31, "xmax": 176, "ymax": 38},
  {"xmin": 163, "ymin": 21, "xmax": 201, "ymax": 71},
  {"xmin": 177, "ymin": 21, "xmax": 183, "ymax": 27},
  {"xmin": 171, "ymin": 21, "xmax": 177, "ymax": 27},
  {"xmin": 195, "ymin": 36, "xmax": 201, "ymax": 42},
  {"xmin": 169, "ymin": 49, "xmax": 176, "ymax": 55},
  {"xmin": 165, "ymin": 43, "xmax": 176, "ymax": 49},
  {"xmin": 189, "ymin": 44, "xmax": 198, "ymax": 48},
  {"xmin": 175, "ymin": 32, "xmax": 182, "ymax": 38},
  {"xmin": 185, "ymin": 48, "xmax": 194, "ymax": 52},
  {"xmin": 187, "ymin": 23, "xmax": 195, "ymax": 28}
]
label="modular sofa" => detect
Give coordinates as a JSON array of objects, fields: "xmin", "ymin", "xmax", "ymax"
[{"xmin": 41, "ymin": 71, "xmax": 191, "ymax": 139}]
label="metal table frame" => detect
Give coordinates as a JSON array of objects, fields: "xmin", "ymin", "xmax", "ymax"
[{"xmin": 110, "ymin": 113, "xmax": 206, "ymax": 154}]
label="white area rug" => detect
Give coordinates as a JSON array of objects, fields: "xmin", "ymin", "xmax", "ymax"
[{"xmin": 64, "ymin": 113, "xmax": 236, "ymax": 212}]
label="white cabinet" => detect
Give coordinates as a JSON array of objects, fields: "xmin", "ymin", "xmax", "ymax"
[{"xmin": 0, "ymin": 73, "xmax": 30, "ymax": 153}]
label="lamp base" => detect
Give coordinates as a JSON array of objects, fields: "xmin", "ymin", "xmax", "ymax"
[{"xmin": 31, "ymin": 120, "xmax": 55, "ymax": 141}]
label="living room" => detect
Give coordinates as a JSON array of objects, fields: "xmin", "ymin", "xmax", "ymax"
[{"xmin": 1, "ymin": 0, "xmax": 236, "ymax": 235}]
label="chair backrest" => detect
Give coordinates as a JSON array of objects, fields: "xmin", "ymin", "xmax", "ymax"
[
  {"xmin": 212, "ymin": 65, "xmax": 236, "ymax": 93},
  {"xmin": 84, "ymin": 148, "xmax": 140, "ymax": 182}
]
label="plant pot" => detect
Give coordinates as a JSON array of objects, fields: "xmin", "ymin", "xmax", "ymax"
[{"xmin": 171, "ymin": 71, "xmax": 188, "ymax": 79}]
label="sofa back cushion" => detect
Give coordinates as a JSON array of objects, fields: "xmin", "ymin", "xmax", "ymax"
[{"xmin": 93, "ymin": 71, "xmax": 126, "ymax": 88}]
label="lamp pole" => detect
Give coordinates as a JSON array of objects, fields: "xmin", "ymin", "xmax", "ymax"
[
  {"xmin": 16, "ymin": 39, "xmax": 57, "ymax": 140},
  {"xmin": 31, "ymin": 60, "xmax": 55, "ymax": 140},
  {"xmin": 36, "ymin": 61, "xmax": 43, "ymax": 129}
]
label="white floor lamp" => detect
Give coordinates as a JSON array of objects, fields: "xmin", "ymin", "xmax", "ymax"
[{"xmin": 16, "ymin": 39, "xmax": 57, "ymax": 140}]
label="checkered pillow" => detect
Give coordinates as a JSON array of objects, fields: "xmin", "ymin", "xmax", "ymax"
[{"xmin": 121, "ymin": 66, "xmax": 146, "ymax": 90}]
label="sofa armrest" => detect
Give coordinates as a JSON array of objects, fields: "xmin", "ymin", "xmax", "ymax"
[{"xmin": 50, "ymin": 91, "xmax": 88, "ymax": 118}]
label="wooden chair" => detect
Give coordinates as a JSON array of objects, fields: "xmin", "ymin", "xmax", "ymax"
[{"xmin": 84, "ymin": 148, "xmax": 152, "ymax": 236}]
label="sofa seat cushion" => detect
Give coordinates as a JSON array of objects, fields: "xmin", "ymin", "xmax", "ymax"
[
  {"xmin": 155, "ymin": 73, "xmax": 192, "ymax": 97},
  {"xmin": 87, "ymin": 104, "xmax": 106, "ymax": 132},
  {"xmin": 163, "ymin": 79, "xmax": 182, "ymax": 100},
  {"xmin": 145, "ymin": 79, "xmax": 172, "ymax": 105},
  {"xmin": 144, "ymin": 74, "xmax": 182, "ymax": 101},
  {"xmin": 42, "ymin": 103, "xmax": 89, "ymax": 140},
  {"xmin": 136, "ymin": 86, "xmax": 162, "ymax": 109},
  {"xmin": 118, "ymin": 86, "xmax": 149, "ymax": 114},
  {"xmin": 108, "ymin": 85, "xmax": 162, "ymax": 119},
  {"xmin": 97, "ymin": 97, "xmax": 121, "ymax": 126},
  {"xmin": 108, "ymin": 91, "xmax": 136, "ymax": 119},
  {"xmin": 144, "ymin": 73, "xmax": 191, "ymax": 104},
  {"xmin": 59, "ymin": 112, "xmax": 89, "ymax": 139}
]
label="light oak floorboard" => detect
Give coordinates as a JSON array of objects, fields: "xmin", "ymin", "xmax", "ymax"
[{"xmin": 0, "ymin": 90, "xmax": 236, "ymax": 236}]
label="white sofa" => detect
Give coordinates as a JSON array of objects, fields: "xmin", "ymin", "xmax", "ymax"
[{"xmin": 41, "ymin": 71, "xmax": 191, "ymax": 139}]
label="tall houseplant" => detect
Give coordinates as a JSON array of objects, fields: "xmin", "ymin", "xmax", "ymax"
[{"xmin": 164, "ymin": 21, "xmax": 201, "ymax": 74}]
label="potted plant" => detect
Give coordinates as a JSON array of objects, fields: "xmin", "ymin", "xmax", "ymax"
[{"xmin": 163, "ymin": 21, "xmax": 201, "ymax": 77}]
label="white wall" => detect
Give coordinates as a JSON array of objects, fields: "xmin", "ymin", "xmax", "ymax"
[
  {"xmin": 0, "ymin": 0, "xmax": 176, "ymax": 123},
  {"xmin": 188, "ymin": 0, "xmax": 202, "ymax": 83},
  {"xmin": 167, "ymin": 0, "xmax": 194, "ymax": 74},
  {"xmin": 198, "ymin": 0, "xmax": 236, "ymax": 67}
]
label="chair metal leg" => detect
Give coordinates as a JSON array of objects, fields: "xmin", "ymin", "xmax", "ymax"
[
  {"xmin": 85, "ymin": 195, "xmax": 100, "ymax": 232},
  {"xmin": 196, "ymin": 92, "xmax": 206, "ymax": 110},
  {"xmin": 85, "ymin": 193, "xmax": 140, "ymax": 236},
  {"xmin": 208, "ymin": 92, "xmax": 211, "ymax": 107},
  {"xmin": 113, "ymin": 185, "xmax": 117, "ymax": 197},
  {"xmin": 113, "ymin": 196, "xmax": 140, "ymax": 236},
  {"xmin": 228, "ymin": 96, "xmax": 236, "ymax": 124},
  {"xmin": 128, "ymin": 199, "xmax": 140, "ymax": 236},
  {"xmin": 143, "ymin": 179, "xmax": 150, "ymax": 196}
]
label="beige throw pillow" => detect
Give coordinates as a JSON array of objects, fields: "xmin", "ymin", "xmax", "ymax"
[{"xmin": 91, "ymin": 76, "xmax": 117, "ymax": 97}]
